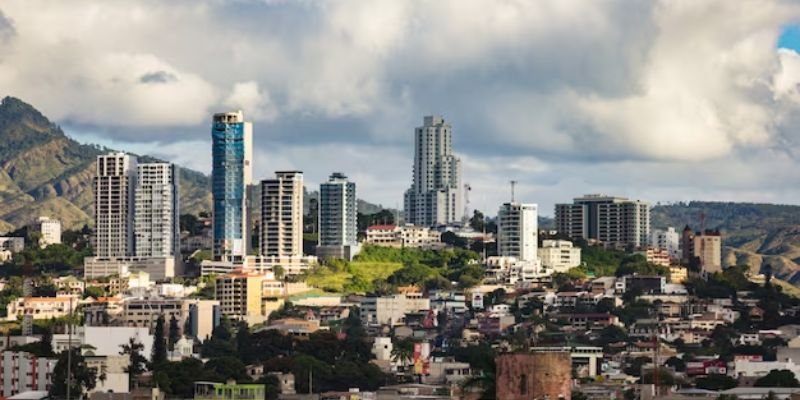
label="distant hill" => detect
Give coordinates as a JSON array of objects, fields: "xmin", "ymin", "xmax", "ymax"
[
  {"xmin": 0, "ymin": 96, "xmax": 212, "ymax": 231},
  {"xmin": 652, "ymin": 201, "xmax": 800, "ymax": 284}
]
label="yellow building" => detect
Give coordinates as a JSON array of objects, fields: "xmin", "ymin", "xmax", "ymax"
[
  {"xmin": 215, "ymin": 270, "xmax": 267, "ymax": 325},
  {"xmin": 669, "ymin": 266, "xmax": 688, "ymax": 283}
]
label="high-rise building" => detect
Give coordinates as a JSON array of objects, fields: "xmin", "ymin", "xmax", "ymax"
[
  {"xmin": 555, "ymin": 194, "xmax": 650, "ymax": 248},
  {"xmin": 651, "ymin": 227, "xmax": 680, "ymax": 261},
  {"xmin": 403, "ymin": 115, "xmax": 462, "ymax": 227},
  {"xmin": 317, "ymin": 172, "xmax": 359, "ymax": 260},
  {"xmin": 682, "ymin": 226, "xmax": 722, "ymax": 274},
  {"xmin": 211, "ymin": 111, "xmax": 253, "ymax": 262},
  {"xmin": 260, "ymin": 171, "xmax": 303, "ymax": 258},
  {"xmin": 93, "ymin": 152, "xmax": 137, "ymax": 257},
  {"xmin": 497, "ymin": 203, "xmax": 538, "ymax": 262},
  {"xmin": 35, "ymin": 216, "xmax": 61, "ymax": 248},
  {"xmin": 134, "ymin": 163, "xmax": 179, "ymax": 258}
]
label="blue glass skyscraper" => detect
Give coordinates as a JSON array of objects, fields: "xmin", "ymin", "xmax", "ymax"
[{"xmin": 211, "ymin": 111, "xmax": 252, "ymax": 262}]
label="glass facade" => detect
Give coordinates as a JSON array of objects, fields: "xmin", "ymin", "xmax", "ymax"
[{"xmin": 212, "ymin": 116, "xmax": 248, "ymax": 261}]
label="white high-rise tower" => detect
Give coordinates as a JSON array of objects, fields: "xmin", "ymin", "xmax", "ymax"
[
  {"xmin": 403, "ymin": 115, "xmax": 462, "ymax": 226},
  {"xmin": 260, "ymin": 171, "xmax": 303, "ymax": 258},
  {"xmin": 134, "ymin": 163, "xmax": 179, "ymax": 258},
  {"xmin": 317, "ymin": 172, "xmax": 359, "ymax": 260},
  {"xmin": 93, "ymin": 152, "xmax": 137, "ymax": 258},
  {"xmin": 497, "ymin": 203, "xmax": 538, "ymax": 262}
]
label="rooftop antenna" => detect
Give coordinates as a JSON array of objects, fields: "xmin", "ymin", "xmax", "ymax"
[{"xmin": 510, "ymin": 180, "xmax": 518, "ymax": 203}]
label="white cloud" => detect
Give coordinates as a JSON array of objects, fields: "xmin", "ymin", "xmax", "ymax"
[
  {"xmin": 224, "ymin": 81, "xmax": 277, "ymax": 122},
  {"xmin": 3, "ymin": 0, "xmax": 800, "ymax": 213}
]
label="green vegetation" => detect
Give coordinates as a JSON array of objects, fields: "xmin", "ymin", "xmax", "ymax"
[{"xmin": 302, "ymin": 245, "xmax": 481, "ymax": 293}]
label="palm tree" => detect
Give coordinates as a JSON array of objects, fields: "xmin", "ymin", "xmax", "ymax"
[{"xmin": 390, "ymin": 338, "xmax": 415, "ymax": 367}]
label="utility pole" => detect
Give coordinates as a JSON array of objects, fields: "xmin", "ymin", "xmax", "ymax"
[
  {"xmin": 66, "ymin": 296, "xmax": 72, "ymax": 400},
  {"xmin": 510, "ymin": 180, "xmax": 518, "ymax": 203}
]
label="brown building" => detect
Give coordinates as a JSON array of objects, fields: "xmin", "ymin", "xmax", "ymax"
[{"xmin": 496, "ymin": 352, "xmax": 572, "ymax": 400}]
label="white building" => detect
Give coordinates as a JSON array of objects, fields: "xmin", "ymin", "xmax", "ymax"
[
  {"xmin": 35, "ymin": 217, "xmax": 61, "ymax": 248},
  {"xmin": 555, "ymin": 194, "xmax": 650, "ymax": 248},
  {"xmin": 538, "ymin": 240, "xmax": 582, "ymax": 273},
  {"xmin": 497, "ymin": 202, "xmax": 537, "ymax": 262},
  {"xmin": 93, "ymin": 152, "xmax": 137, "ymax": 257},
  {"xmin": 0, "ymin": 351, "xmax": 57, "ymax": 398},
  {"xmin": 83, "ymin": 256, "xmax": 178, "ymax": 280},
  {"xmin": 134, "ymin": 163, "xmax": 179, "ymax": 259},
  {"xmin": 260, "ymin": 171, "xmax": 303, "ymax": 258},
  {"xmin": 364, "ymin": 224, "xmax": 442, "ymax": 249},
  {"xmin": 52, "ymin": 326, "xmax": 153, "ymax": 361},
  {"xmin": 403, "ymin": 115, "xmax": 462, "ymax": 227},
  {"xmin": 360, "ymin": 294, "xmax": 431, "ymax": 327},
  {"xmin": 317, "ymin": 172, "xmax": 360, "ymax": 260},
  {"xmin": 5, "ymin": 297, "xmax": 78, "ymax": 321},
  {"xmin": 651, "ymin": 227, "xmax": 680, "ymax": 261}
]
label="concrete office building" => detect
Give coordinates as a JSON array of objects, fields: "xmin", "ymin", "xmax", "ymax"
[
  {"xmin": 35, "ymin": 216, "xmax": 61, "ymax": 248},
  {"xmin": 0, "ymin": 351, "xmax": 57, "ymax": 398},
  {"xmin": 651, "ymin": 227, "xmax": 680, "ymax": 261},
  {"xmin": 211, "ymin": 111, "xmax": 253, "ymax": 262},
  {"xmin": 497, "ymin": 203, "xmax": 538, "ymax": 262},
  {"xmin": 259, "ymin": 171, "xmax": 303, "ymax": 258},
  {"xmin": 681, "ymin": 226, "xmax": 723, "ymax": 273},
  {"xmin": 93, "ymin": 152, "xmax": 137, "ymax": 257},
  {"xmin": 134, "ymin": 163, "xmax": 179, "ymax": 258},
  {"xmin": 317, "ymin": 172, "xmax": 359, "ymax": 260},
  {"xmin": 555, "ymin": 194, "xmax": 650, "ymax": 248},
  {"xmin": 403, "ymin": 115, "xmax": 462, "ymax": 227}
]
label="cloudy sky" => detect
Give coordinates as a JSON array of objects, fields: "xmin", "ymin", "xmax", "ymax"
[{"xmin": 2, "ymin": 0, "xmax": 800, "ymax": 216}]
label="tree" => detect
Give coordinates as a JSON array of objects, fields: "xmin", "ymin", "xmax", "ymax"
[
  {"xmin": 203, "ymin": 318, "xmax": 236, "ymax": 358},
  {"xmin": 120, "ymin": 337, "xmax": 147, "ymax": 389},
  {"xmin": 152, "ymin": 315, "xmax": 168, "ymax": 368},
  {"xmin": 168, "ymin": 315, "xmax": 180, "ymax": 351},
  {"xmin": 50, "ymin": 348, "xmax": 100, "ymax": 398},
  {"xmin": 695, "ymin": 374, "xmax": 738, "ymax": 391},
  {"xmin": 754, "ymin": 370, "xmax": 800, "ymax": 387},
  {"xmin": 83, "ymin": 286, "xmax": 105, "ymax": 299},
  {"xmin": 235, "ymin": 320, "xmax": 253, "ymax": 364},
  {"xmin": 391, "ymin": 338, "xmax": 415, "ymax": 367}
]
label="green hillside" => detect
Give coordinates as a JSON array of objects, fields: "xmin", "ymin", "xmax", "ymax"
[
  {"xmin": 652, "ymin": 201, "xmax": 800, "ymax": 284},
  {"xmin": 0, "ymin": 96, "xmax": 212, "ymax": 230}
]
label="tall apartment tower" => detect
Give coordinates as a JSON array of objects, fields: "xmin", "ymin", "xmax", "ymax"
[
  {"xmin": 497, "ymin": 203, "xmax": 538, "ymax": 262},
  {"xmin": 93, "ymin": 152, "xmax": 137, "ymax": 257},
  {"xmin": 134, "ymin": 163, "xmax": 180, "ymax": 258},
  {"xmin": 317, "ymin": 172, "xmax": 359, "ymax": 260},
  {"xmin": 211, "ymin": 111, "xmax": 253, "ymax": 262},
  {"xmin": 260, "ymin": 171, "xmax": 303, "ymax": 258},
  {"xmin": 555, "ymin": 194, "xmax": 650, "ymax": 248},
  {"xmin": 403, "ymin": 115, "xmax": 462, "ymax": 227}
]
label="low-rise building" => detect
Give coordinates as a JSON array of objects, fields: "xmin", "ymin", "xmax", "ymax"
[
  {"xmin": 35, "ymin": 217, "xmax": 62, "ymax": 248},
  {"xmin": 5, "ymin": 297, "xmax": 78, "ymax": 321},
  {"xmin": 669, "ymin": 266, "xmax": 688, "ymax": 283},
  {"xmin": 359, "ymin": 294, "xmax": 431, "ymax": 327},
  {"xmin": 364, "ymin": 225, "xmax": 442, "ymax": 249},
  {"xmin": 0, "ymin": 237, "xmax": 24, "ymax": 253},
  {"xmin": 636, "ymin": 247, "xmax": 671, "ymax": 267},
  {"xmin": 537, "ymin": 240, "xmax": 581, "ymax": 273}
]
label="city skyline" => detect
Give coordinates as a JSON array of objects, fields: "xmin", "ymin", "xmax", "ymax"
[{"xmin": 3, "ymin": 1, "xmax": 800, "ymax": 215}]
